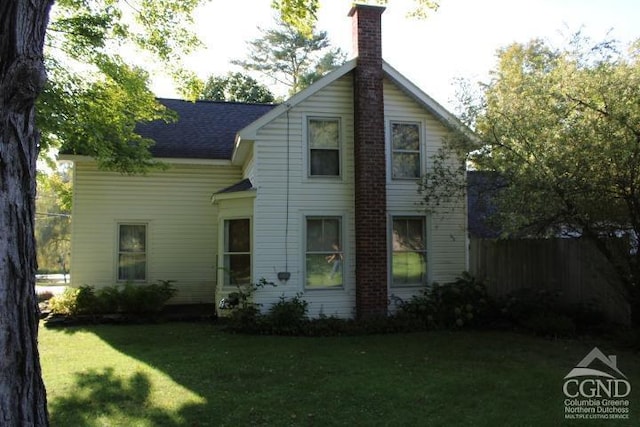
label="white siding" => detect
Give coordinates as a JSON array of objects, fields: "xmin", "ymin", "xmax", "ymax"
[
  {"xmin": 252, "ymin": 75, "xmax": 357, "ymax": 318},
  {"xmin": 70, "ymin": 161, "xmax": 243, "ymax": 304},
  {"xmin": 249, "ymin": 74, "xmax": 467, "ymax": 317},
  {"xmin": 384, "ymin": 78, "xmax": 468, "ymax": 304}
]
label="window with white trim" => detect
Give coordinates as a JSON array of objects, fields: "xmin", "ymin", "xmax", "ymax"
[
  {"xmin": 223, "ymin": 218, "xmax": 251, "ymax": 286},
  {"xmin": 305, "ymin": 217, "xmax": 343, "ymax": 288},
  {"xmin": 391, "ymin": 217, "xmax": 426, "ymax": 286},
  {"xmin": 308, "ymin": 117, "xmax": 341, "ymax": 177},
  {"xmin": 391, "ymin": 122, "xmax": 421, "ymax": 179},
  {"xmin": 118, "ymin": 223, "xmax": 147, "ymax": 281}
]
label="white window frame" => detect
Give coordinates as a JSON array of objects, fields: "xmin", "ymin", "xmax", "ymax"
[
  {"xmin": 116, "ymin": 222, "xmax": 148, "ymax": 283},
  {"xmin": 389, "ymin": 216, "xmax": 428, "ymax": 287},
  {"xmin": 305, "ymin": 116, "xmax": 343, "ymax": 179},
  {"xmin": 221, "ymin": 217, "xmax": 252, "ymax": 288},
  {"xmin": 389, "ymin": 120, "xmax": 424, "ymax": 180},
  {"xmin": 303, "ymin": 214, "xmax": 345, "ymax": 290}
]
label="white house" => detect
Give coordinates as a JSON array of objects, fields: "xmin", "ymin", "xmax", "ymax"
[{"xmin": 63, "ymin": 5, "xmax": 468, "ymax": 319}]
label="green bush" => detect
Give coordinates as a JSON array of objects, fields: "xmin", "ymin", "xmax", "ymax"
[
  {"xmin": 47, "ymin": 281, "xmax": 177, "ymax": 317},
  {"xmin": 48, "ymin": 287, "xmax": 80, "ymax": 315},
  {"xmin": 265, "ymin": 293, "xmax": 309, "ymax": 334},
  {"xmin": 397, "ymin": 272, "xmax": 493, "ymax": 329},
  {"xmin": 496, "ymin": 288, "xmax": 603, "ymax": 337},
  {"xmin": 117, "ymin": 281, "xmax": 176, "ymax": 314},
  {"xmin": 227, "ymin": 305, "xmax": 263, "ymax": 333},
  {"xmin": 95, "ymin": 286, "xmax": 121, "ymax": 314}
]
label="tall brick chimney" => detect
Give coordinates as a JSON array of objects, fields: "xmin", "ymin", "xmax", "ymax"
[{"xmin": 349, "ymin": 4, "xmax": 388, "ymax": 319}]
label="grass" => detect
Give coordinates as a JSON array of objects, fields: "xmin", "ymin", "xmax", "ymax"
[{"xmin": 40, "ymin": 323, "xmax": 640, "ymax": 426}]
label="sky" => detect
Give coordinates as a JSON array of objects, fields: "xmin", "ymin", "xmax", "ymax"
[{"xmin": 151, "ymin": 0, "xmax": 640, "ymax": 112}]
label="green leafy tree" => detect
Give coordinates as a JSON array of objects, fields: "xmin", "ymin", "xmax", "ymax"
[
  {"xmin": 425, "ymin": 35, "xmax": 640, "ymax": 325},
  {"xmin": 271, "ymin": 0, "xmax": 440, "ymax": 31},
  {"xmin": 199, "ymin": 72, "xmax": 275, "ymax": 103},
  {"xmin": 232, "ymin": 18, "xmax": 346, "ymax": 96},
  {"xmin": 37, "ymin": 0, "xmax": 207, "ymax": 174},
  {"xmin": 36, "ymin": 165, "xmax": 72, "ymax": 275}
]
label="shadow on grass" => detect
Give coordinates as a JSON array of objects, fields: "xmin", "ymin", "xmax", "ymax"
[
  {"xmin": 48, "ymin": 367, "xmax": 184, "ymax": 427},
  {"xmin": 44, "ymin": 322, "xmax": 640, "ymax": 426}
]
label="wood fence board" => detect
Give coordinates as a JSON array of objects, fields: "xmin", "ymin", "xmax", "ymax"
[{"xmin": 469, "ymin": 238, "xmax": 630, "ymax": 324}]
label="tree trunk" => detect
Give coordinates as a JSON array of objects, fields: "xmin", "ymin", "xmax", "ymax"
[{"xmin": 0, "ymin": 1, "xmax": 52, "ymax": 425}]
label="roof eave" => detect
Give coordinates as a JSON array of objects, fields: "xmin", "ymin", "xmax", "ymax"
[
  {"xmin": 231, "ymin": 135, "xmax": 252, "ymax": 166},
  {"xmin": 211, "ymin": 188, "xmax": 257, "ymax": 204},
  {"xmin": 57, "ymin": 153, "xmax": 232, "ymax": 166}
]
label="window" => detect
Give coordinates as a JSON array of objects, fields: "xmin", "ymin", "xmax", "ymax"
[
  {"xmin": 223, "ymin": 219, "xmax": 251, "ymax": 286},
  {"xmin": 118, "ymin": 224, "xmax": 147, "ymax": 281},
  {"xmin": 391, "ymin": 122, "xmax": 421, "ymax": 179},
  {"xmin": 305, "ymin": 217, "xmax": 343, "ymax": 288},
  {"xmin": 391, "ymin": 217, "xmax": 426, "ymax": 286},
  {"xmin": 308, "ymin": 117, "xmax": 340, "ymax": 177}
]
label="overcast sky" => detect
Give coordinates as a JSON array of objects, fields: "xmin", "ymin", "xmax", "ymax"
[{"xmin": 151, "ymin": 0, "xmax": 640, "ymax": 111}]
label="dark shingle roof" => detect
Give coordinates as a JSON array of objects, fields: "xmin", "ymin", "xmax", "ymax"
[
  {"xmin": 216, "ymin": 178, "xmax": 253, "ymax": 194},
  {"xmin": 136, "ymin": 99, "xmax": 276, "ymax": 160}
]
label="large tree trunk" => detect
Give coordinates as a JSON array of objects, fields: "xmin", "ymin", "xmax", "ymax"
[{"xmin": 0, "ymin": 1, "xmax": 52, "ymax": 425}]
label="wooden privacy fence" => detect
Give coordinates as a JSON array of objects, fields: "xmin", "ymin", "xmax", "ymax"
[{"xmin": 469, "ymin": 238, "xmax": 630, "ymax": 324}]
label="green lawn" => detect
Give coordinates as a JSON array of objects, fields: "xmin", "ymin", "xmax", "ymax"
[{"xmin": 40, "ymin": 323, "xmax": 640, "ymax": 426}]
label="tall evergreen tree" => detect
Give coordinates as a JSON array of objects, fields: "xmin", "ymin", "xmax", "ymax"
[{"xmin": 232, "ymin": 18, "xmax": 346, "ymax": 96}]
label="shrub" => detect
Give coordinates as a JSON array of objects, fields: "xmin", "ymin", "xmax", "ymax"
[
  {"xmin": 47, "ymin": 280, "xmax": 177, "ymax": 318},
  {"xmin": 265, "ymin": 293, "xmax": 309, "ymax": 334},
  {"xmin": 117, "ymin": 281, "xmax": 177, "ymax": 315},
  {"xmin": 397, "ymin": 272, "xmax": 493, "ymax": 329},
  {"xmin": 227, "ymin": 305, "xmax": 263, "ymax": 333},
  {"xmin": 48, "ymin": 287, "xmax": 80, "ymax": 315},
  {"xmin": 95, "ymin": 286, "xmax": 121, "ymax": 314}
]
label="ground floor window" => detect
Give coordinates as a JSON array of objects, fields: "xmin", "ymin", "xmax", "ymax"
[
  {"xmin": 223, "ymin": 218, "xmax": 251, "ymax": 286},
  {"xmin": 305, "ymin": 216, "xmax": 343, "ymax": 288},
  {"xmin": 118, "ymin": 223, "xmax": 147, "ymax": 281},
  {"xmin": 391, "ymin": 217, "xmax": 426, "ymax": 286}
]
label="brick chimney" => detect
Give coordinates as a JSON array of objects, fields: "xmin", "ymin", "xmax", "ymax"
[{"xmin": 349, "ymin": 4, "xmax": 388, "ymax": 319}]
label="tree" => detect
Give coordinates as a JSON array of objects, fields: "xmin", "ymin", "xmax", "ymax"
[
  {"xmin": 199, "ymin": 72, "xmax": 275, "ymax": 103},
  {"xmin": 36, "ymin": 166, "xmax": 72, "ymax": 277},
  {"xmin": 271, "ymin": 0, "xmax": 440, "ymax": 32},
  {"xmin": 1, "ymin": 1, "xmax": 52, "ymax": 424},
  {"xmin": 232, "ymin": 18, "xmax": 346, "ymax": 96},
  {"xmin": 37, "ymin": 0, "xmax": 207, "ymax": 174},
  {"xmin": 426, "ymin": 35, "xmax": 640, "ymax": 325}
]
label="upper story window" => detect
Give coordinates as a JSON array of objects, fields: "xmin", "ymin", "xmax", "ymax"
[
  {"xmin": 391, "ymin": 122, "xmax": 421, "ymax": 179},
  {"xmin": 118, "ymin": 223, "xmax": 147, "ymax": 282},
  {"xmin": 308, "ymin": 117, "xmax": 341, "ymax": 177}
]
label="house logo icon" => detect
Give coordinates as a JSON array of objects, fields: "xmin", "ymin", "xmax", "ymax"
[
  {"xmin": 563, "ymin": 347, "xmax": 632, "ymax": 420},
  {"xmin": 564, "ymin": 347, "xmax": 627, "ymax": 380}
]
